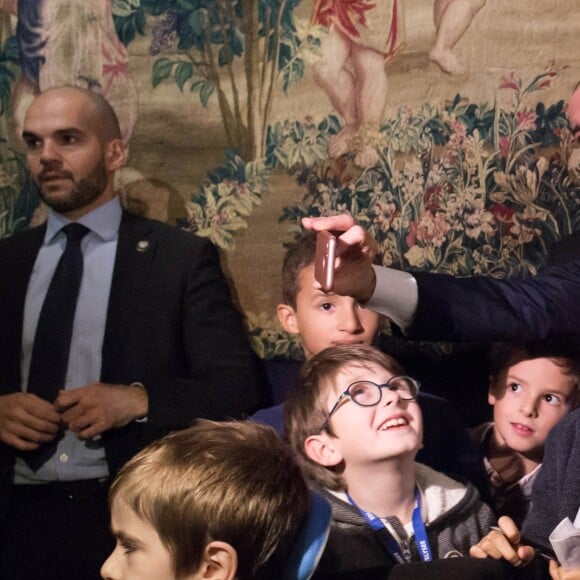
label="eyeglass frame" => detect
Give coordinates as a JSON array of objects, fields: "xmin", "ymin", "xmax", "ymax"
[{"xmin": 319, "ymin": 376, "xmax": 421, "ymax": 433}]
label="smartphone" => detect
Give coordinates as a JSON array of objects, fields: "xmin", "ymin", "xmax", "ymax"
[{"xmin": 315, "ymin": 231, "xmax": 337, "ymax": 292}]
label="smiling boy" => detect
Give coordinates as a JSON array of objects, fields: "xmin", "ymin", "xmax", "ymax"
[{"xmin": 285, "ymin": 344, "xmax": 495, "ymax": 576}]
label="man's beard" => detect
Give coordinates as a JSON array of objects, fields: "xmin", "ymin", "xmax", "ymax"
[{"xmin": 37, "ymin": 159, "xmax": 109, "ymax": 214}]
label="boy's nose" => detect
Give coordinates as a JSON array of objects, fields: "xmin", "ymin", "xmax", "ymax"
[
  {"xmin": 100, "ymin": 552, "xmax": 119, "ymax": 579},
  {"xmin": 338, "ymin": 305, "xmax": 363, "ymax": 333},
  {"xmin": 519, "ymin": 397, "xmax": 538, "ymax": 418},
  {"xmin": 380, "ymin": 386, "xmax": 401, "ymax": 406}
]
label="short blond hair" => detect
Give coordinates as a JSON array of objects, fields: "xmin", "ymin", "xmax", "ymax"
[
  {"xmin": 284, "ymin": 344, "xmax": 406, "ymax": 490},
  {"xmin": 109, "ymin": 420, "xmax": 310, "ymax": 580}
]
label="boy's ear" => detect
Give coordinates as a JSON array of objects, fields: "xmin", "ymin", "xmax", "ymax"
[
  {"xmin": 190, "ymin": 541, "xmax": 237, "ymax": 580},
  {"xmin": 488, "ymin": 375, "xmax": 497, "ymax": 405},
  {"xmin": 304, "ymin": 434, "xmax": 343, "ymax": 467},
  {"xmin": 277, "ymin": 303, "xmax": 300, "ymax": 335}
]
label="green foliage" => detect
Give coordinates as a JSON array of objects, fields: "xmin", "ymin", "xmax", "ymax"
[
  {"xmin": 128, "ymin": 0, "xmax": 306, "ymax": 108},
  {"xmin": 179, "ymin": 149, "xmax": 269, "ymax": 250},
  {"xmin": 0, "ymin": 153, "xmax": 29, "ymax": 238},
  {"xmin": 247, "ymin": 313, "xmax": 303, "ymax": 360},
  {"xmin": 0, "ymin": 36, "xmax": 19, "ymax": 116},
  {"xmin": 273, "ymin": 69, "xmax": 576, "ymax": 282}
]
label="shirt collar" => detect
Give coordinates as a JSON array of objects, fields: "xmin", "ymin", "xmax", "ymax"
[{"xmin": 45, "ymin": 197, "xmax": 123, "ymax": 243}]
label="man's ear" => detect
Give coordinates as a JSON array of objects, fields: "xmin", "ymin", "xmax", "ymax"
[
  {"xmin": 304, "ymin": 433, "xmax": 343, "ymax": 467},
  {"xmin": 104, "ymin": 139, "xmax": 127, "ymax": 172},
  {"xmin": 190, "ymin": 541, "xmax": 237, "ymax": 580},
  {"xmin": 277, "ymin": 303, "xmax": 299, "ymax": 335}
]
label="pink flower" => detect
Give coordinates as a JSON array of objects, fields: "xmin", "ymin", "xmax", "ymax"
[
  {"xmin": 516, "ymin": 109, "xmax": 537, "ymax": 131},
  {"xmin": 499, "ymin": 72, "xmax": 519, "ymax": 91},
  {"xmin": 415, "ymin": 211, "xmax": 450, "ymax": 247},
  {"xmin": 499, "ymin": 136, "xmax": 511, "ymax": 159}
]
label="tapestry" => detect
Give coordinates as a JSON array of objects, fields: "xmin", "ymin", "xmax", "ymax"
[{"xmin": 0, "ymin": 0, "xmax": 578, "ymax": 362}]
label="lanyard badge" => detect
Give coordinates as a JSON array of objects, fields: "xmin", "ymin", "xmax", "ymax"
[{"xmin": 347, "ymin": 488, "xmax": 433, "ymax": 563}]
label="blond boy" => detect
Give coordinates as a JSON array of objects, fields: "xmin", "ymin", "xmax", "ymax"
[{"xmin": 101, "ymin": 421, "xmax": 311, "ymax": 580}]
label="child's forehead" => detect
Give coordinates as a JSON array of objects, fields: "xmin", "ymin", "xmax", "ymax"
[
  {"xmin": 296, "ymin": 264, "xmax": 321, "ymax": 296},
  {"xmin": 503, "ymin": 356, "xmax": 577, "ymax": 391},
  {"xmin": 325, "ymin": 361, "xmax": 392, "ymax": 390}
]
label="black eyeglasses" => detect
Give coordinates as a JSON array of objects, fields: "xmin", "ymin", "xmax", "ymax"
[{"xmin": 319, "ymin": 376, "xmax": 420, "ymax": 432}]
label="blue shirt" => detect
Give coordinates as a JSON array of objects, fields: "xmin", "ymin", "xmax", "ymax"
[{"xmin": 15, "ymin": 197, "xmax": 122, "ymax": 483}]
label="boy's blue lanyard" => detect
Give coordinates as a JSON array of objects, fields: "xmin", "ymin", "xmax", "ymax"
[{"xmin": 346, "ymin": 488, "xmax": 433, "ymax": 564}]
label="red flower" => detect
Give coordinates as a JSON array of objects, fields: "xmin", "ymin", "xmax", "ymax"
[
  {"xmin": 490, "ymin": 203, "xmax": 515, "ymax": 223},
  {"xmin": 405, "ymin": 221, "xmax": 417, "ymax": 247},
  {"xmin": 423, "ymin": 185, "xmax": 442, "ymax": 213}
]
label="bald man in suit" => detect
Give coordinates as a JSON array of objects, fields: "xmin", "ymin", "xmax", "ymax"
[{"xmin": 0, "ymin": 86, "xmax": 261, "ymax": 579}]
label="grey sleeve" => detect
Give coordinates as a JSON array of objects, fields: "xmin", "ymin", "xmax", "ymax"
[{"xmin": 365, "ymin": 265, "xmax": 419, "ymax": 331}]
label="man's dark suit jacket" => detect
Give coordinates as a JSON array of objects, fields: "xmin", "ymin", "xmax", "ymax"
[
  {"xmin": 0, "ymin": 211, "xmax": 261, "ymax": 513},
  {"xmin": 522, "ymin": 407, "xmax": 580, "ymax": 552},
  {"xmin": 407, "ymin": 260, "xmax": 580, "ymax": 341}
]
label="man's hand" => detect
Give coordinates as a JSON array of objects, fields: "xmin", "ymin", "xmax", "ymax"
[
  {"xmin": 550, "ymin": 560, "xmax": 580, "ymax": 580},
  {"xmin": 470, "ymin": 516, "xmax": 536, "ymax": 567},
  {"xmin": 56, "ymin": 383, "xmax": 148, "ymax": 440},
  {"xmin": 0, "ymin": 393, "xmax": 61, "ymax": 451},
  {"xmin": 302, "ymin": 215, "xmax": 378, "ymax": 303}
]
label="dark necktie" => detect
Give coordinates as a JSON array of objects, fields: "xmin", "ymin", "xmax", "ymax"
[{"xmin": 24, "ymin": 223, "xmax": 89, "ymax": 470}]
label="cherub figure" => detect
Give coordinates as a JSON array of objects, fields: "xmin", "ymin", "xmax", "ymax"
[
  {"xmin": 429, "ymin": 0, "xmax": 486, "ymax": 75},
  {"xmin": 311, "ymin": 0, "xmax": 403, "ymax": 168}
]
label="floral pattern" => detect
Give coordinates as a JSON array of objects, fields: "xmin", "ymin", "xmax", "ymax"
[
  {"xmin": 250, "ymin": 68, "xmax": 579, "ymax": 356},
  {"xmin": 0, "ymin": 3, "xmax": 577, "ymax": 361}
]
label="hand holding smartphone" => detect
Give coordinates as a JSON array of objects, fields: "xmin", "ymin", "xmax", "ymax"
[{"xmin": 314, "ymin": 231, "xmax": 337, "ymax": 292}]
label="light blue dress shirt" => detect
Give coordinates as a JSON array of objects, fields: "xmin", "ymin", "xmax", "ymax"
[{"xmin": 15, "ymin": 197, "xmax": 122, "ymax": 483}]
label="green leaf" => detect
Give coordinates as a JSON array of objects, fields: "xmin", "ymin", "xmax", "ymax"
[
  {"xmin": 175, "ymin": 62, "xmax": 194, "ymax": 91},
  {"xmin": 199, "ymin": 82, "xmax": 214, "ymax": 107},
  {"xmin": 152, "ymin": 58, "xmax": 175, "ymax": 88}
]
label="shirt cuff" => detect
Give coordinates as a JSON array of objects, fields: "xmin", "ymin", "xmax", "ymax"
[
  {"xmin": 365, "ymin": 265, "xmax": 419, "ymax": 331},
  {"xmin": 131, "ymin": 382, "xmax": 148, "ymax": 423}
]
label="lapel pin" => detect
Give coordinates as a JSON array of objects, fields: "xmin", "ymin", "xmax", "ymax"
[{"xmin": 137, "ymin": 240, "xmax": 150, "ymax": 252}]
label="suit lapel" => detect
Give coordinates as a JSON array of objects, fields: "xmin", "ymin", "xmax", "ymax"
[
  {"xmin": 102, "ymin": 213, "xmax": 158, "ymax": 374},
  {"xmin": 1, "ymin": 225, "xmax": 45, "ymax": 392}
]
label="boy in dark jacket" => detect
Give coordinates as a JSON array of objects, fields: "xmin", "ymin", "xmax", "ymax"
[
  {"xmin": 471, "ymin": 407, "xmax": 580, "ymax": 580},
  {"xmin": 285, "ymin": 344, "xmax": 495, "ymax": 577}
]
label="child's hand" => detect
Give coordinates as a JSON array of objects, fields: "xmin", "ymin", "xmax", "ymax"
[
  {"xmin": 550, "ymin": 560, "xmax": 580, "ymax": 580},
  {"xmin": 469, "ymin": 516, "xmax": 536, "ymax": 567}
]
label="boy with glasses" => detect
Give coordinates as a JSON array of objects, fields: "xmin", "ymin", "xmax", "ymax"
[
  {"xmin": 253, "ymin": 232, "xmax": 489, "ymax": 498},
  {"xmin": 285, "ymin": 344, "xmax": 495, "ymax": 576}
]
